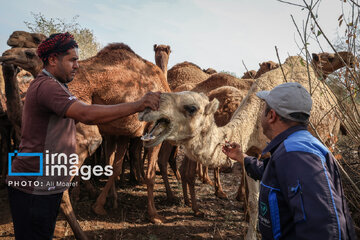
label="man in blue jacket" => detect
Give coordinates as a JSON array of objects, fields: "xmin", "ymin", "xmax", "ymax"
[{"xmin": 223, "ymin": 82, "xmax": 356, "ymax": 239}]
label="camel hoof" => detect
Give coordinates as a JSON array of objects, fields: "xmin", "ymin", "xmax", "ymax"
[
  {"xmin": 215, "ymin": 190, "xmax": 228, "ymax": 200},
  {"xmin": 150, "ymin": 215, "xmax": 165, "ymax": 224},
  {"xmin": 193, "ymin": 210, "xmax": 205, "ymax": 218},
  {"xmin": 235, "ymin": 194, "xmax": 243, "ymax": 202},
  {"xmin": 92, "ymin": 204, "xmax": 107, "ymax": 216},
  {"xmin": 203, "ymin": 179, "xmax": 214, "ymax": 186}
]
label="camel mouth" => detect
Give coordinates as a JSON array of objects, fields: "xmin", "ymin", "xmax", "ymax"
[
  {"xmin": 141, "ymin": 118, "xmax": 172, "ymax": 148},
  {"xmin": 0, "ymin": 56, "xmax": 16, "ymax": 63}
]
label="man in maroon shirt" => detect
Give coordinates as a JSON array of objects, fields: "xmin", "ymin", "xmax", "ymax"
[{"xmin": 6, "ymin": 32, "xmax": 161, "ymax": 240}]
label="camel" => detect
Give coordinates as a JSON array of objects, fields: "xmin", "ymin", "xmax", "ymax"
[
  {"xmin": 311, "ymin": 51, "xmax": 356, "ymax": 80},
  {"xmin": 167, "ymin": 61, "xmax": 209, "ymax": 91},
  {"xmin": 153, "ymin": 44, "xmax": 182, "ymax": 201},
  {"xmin": 0, "ymin": 43, "xmax": 171, "ymax": 239},
  {"xmin": 254, "ymin": 60, "xmax": 279, "ymax": 78},
  {"xmin": 139, "ymin": 55, "xmax": 344, "ymax": 239},
  {"xmin": 7, "ymin": 31, "xmax": 46, "ymax": 48},
  {"xmin": 241, "ymin": 70, "xmax": 256, "ymax": 79},
  {"xmin": 203, "ymin": 68, "xmax": 217, "ymax": 74},
  {"xmin": 154, "ymin": 44, "xmax": 171, "ymax": 81}
]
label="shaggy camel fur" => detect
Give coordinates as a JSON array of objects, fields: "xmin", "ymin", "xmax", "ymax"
[
  {"xmin": 139, "ymin": 56, "xmax": 343, "ymax": 239},
  {"xmin": 7, "ymin": 31, "xmax": 46, "ymax": 48},
  {"xmin": 312, "ymin": 51, "xmax": 356, "ymax": 79},
  {"xmin": 0, "ymin": 43, "xmax": 171, "ymax": 239},
  {"xmin": 167, "ymin": 61, "xmax": 209, "ymax": 90}
]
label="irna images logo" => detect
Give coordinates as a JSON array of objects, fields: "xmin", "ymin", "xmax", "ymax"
[
  {"xmin": 8, "ymin": 150, "xmax": 43, "ymax": 176},
  {"xmin": 8, "ymin": 150, "xmax": 113, "ymax": 180}
]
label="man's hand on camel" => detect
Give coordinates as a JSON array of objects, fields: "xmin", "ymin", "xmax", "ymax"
[
  {"xmin": 138, "ymin": 91, "xmax": 161, "ymax": 111},
  {"xmin": 222, "ymin": 141, "xmax": 246, "ymax": 163}
]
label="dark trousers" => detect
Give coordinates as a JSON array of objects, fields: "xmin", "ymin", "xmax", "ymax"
[{"xmin": 7, "ymin": 187, "xmax": 63, "ymax": 240}]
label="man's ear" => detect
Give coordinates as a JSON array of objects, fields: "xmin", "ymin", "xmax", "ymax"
[
  {"xmin": 48, "ymin": 55, "xmax": 58, "ymax": 66},
  {"xmin": 268, "ymin": 109, "xmax": 278, "ymax": 123}
]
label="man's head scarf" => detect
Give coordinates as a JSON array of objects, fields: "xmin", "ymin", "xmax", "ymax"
[{"xmin": 37, "ymin": 32, "xmax": 78, "ymax": 64}]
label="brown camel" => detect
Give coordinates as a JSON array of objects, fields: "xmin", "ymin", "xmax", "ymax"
[
  {"xmin": 153, "ymin": 44, "xmax": 182, "ymax": 201},
  {"xmin": 311, "ymin": 51, "xmax": 356, "ymax": 79},
  {"xmin": 0, "ymin": 43, "xmax": 171, "ymax": 239},
  {"xmin": 241, "ymin": 70, "xmax": 256, "ymax": 79},
  {"xmin": 139, "ymin": 55, "xmax": 345, "ymax": 239},
  {"xmin": 167, "ymin": 61, "xmax": 209, "ymax": 90},
  {"xmin": 154, "ymin": 44, "xmax": 171, "ymax": 80},
  {"xmin": 254, "ymin": 60, "xmax": 279, "ymax": 78},
  {"xmin": 7, "ymin": 31, "xmax": 47, "ymax": 48}
]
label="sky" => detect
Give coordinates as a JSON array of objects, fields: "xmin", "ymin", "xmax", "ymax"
[{"xmin": 0, "ymin": 0, "xmax": 352, "ymax": 77}]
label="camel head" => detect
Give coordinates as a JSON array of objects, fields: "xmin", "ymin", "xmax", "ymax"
[
  {"xmin": 311, "ymin": 51, "xmax": 356, "ymax": 80},
  {"xmin": 0, "ymin": 48, "xmax": 43, "ymax": 77},
  {"xmin": 139, "ymin": 91, "xmax": 219, "ymax": 147},
  {"xmin": 7, "ymin": 31, "xmax": 46, "ymax": 48},
  {"xmin": 255, "ymin": 61, "xmax": 279, "ymax": 78},
  {"xmin": 154, "ymin": 44, "xmax": 171, "ymax": 76}
]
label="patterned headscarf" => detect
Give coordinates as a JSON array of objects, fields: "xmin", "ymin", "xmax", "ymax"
[{"xmin": 37, "ymin": 32, "xmax": 78, "ymax": 64}]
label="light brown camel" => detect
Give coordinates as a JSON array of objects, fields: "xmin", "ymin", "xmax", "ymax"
[
  {"xmin": 311, "ymin": 51, "xmax": 356, "ymax": 79},
  {"xmin": 7, "ymin": 31, "xmax": 47, "ymax": 48},
  {"xmin": 167, "ymin": 61, "xmax": 209, "ymax": 90},
  {"xmin": 241, "ymin": 70, "xmax": 256, "ymax": 79},
  {"xmin": 0, "ymin": 43, "xmax": 171, "ymax": 239},
  {"xmin": 139, "ymin": 55, "xmax": 343, "ymax": 239}
]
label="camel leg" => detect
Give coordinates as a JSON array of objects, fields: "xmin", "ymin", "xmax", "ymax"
[
  {"xmin": 111, "ymin": 180, "xmax": 118, "ymax": 209},
  {"xmin": 144, "ymin": 145, "xmax": 164, "ymax": 223},
  {"xmin": 92, "ymin": 137, "xmax": 128, "ymax": 215},
  {"xmin": 202, "ymin": 166, "xmax": 214, "ymax": 186},
  {"xmin": 180, "ymin": 158, "xmax": 191, "ymax": 207},
  {"xmin": 244, "ymin": 175, "xmax": 259, "ymax": 240},
  {"xmin": 186, "ymin": 158, "xmax": 203, "ymax": 217},
  {"xmin": 214, "ymin": 167, "xmax": 228, "ymax": 199},
  {"xmin": 70, "ymin": 175, "xmax": 81, "ymax": 202},
  {"xmin": 158, "ymin": 142, "xmax": 175, "ymax": 201},
  {"xmin": 60, "ymin": 190, "xmax": 89, "ymax": 240},
  {"xmin": 128, "ymin": 138, "xmax": 144, "ymax": 183},
  {"xmin": 168, "ymin": 146, "xmax": 181, "ymax": 181}
]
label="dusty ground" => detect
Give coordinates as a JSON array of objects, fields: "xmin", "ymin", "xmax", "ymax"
[{"xmin": 0, "ymin": 150, "xmax": 254, "ymax": 240}]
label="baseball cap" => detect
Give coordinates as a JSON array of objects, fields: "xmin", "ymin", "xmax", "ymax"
[{"xmin": 256, "ymin": 82, "xmax": 312, "ymax": 123}]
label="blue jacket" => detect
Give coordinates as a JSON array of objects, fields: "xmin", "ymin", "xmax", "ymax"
[{"xmin": 244, "ymin": 125, "xmax": 356, "ymax": 240}]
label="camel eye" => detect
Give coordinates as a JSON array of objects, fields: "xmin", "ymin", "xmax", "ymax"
[
  {"xmin": 25, "ymin": 51, "xmax": 35, "ymax": 58},
  {"xmin": 184, "ymin": 105, "xmax": 198, "ymax": 115}
]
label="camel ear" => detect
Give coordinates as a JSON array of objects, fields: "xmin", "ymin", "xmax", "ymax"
[
  {"xmin": 267, "ymin": 62, "xmax": 271, "ymax": 69},
  {"xmin": 205, "ymin": 98, "xmax": 219, "ymax": 115},
  {"xmin": 312, "ymin": 53, "xmax": 319, "ymax": 62},
  {"xmin": 166, "ymin": 46, "xmax": 171, "ymax": 54},
  {"xmin": 32, "ymin": 34, "xmax": 42, "ymax": 44},
  {"xmin": 153, "ymin": 44, "xmax": 157, "ymax": 51}
]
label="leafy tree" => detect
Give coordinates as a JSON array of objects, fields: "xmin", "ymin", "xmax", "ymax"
[{"xmin": 24, "ymin": 12, "xmax": 101, "ymax": 60}]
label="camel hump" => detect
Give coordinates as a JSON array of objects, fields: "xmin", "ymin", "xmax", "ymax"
[{"xmin": 96, "ymin": 43, "xmax": 138, "ymax": 58}]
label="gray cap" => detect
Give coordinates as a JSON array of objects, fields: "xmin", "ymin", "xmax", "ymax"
[{"xmin": 256, "ymin": 82, "xmax": 312, "ymax": 123}]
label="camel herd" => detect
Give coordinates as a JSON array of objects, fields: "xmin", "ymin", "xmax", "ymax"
[{"xmin": 0, "ymin": 31, "xmax": 356, "ymax": 240}]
